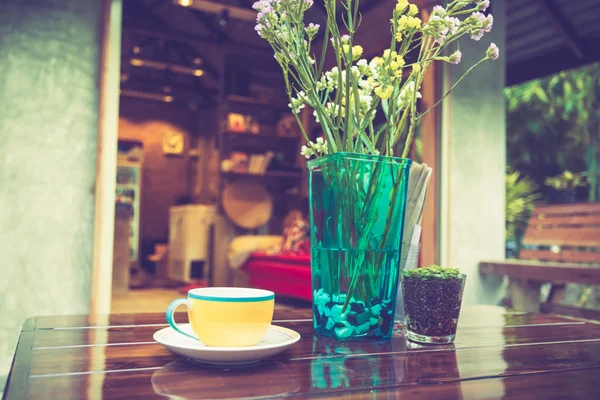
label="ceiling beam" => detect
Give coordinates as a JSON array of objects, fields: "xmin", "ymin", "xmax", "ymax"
[
  {"xmin": 126, "ymin": 57, "xmax": 205, "ymax": 76},
  {"xmin": 123, "ymin": 25, "xmax": 220, "ymax": 79},
  {"xmin": 187, "ymin": 8, "xmax": 231, "ymax": 44},
  {"xmin": 539, "ymin": 0, "xmax": 586, "ymax": 60},
  {"xmin": 174, "ymin": 0, "xmax": 257, "ymax": 22},
  {"xmin": 124, "ymin": 0, "xmax": 220, "ymax": 78},
  {"xmin": 124, "ymin": 25, "xmax": 214, "ymax": 47},
  {"xmin": 122, "ymin": 77, "xmax": 217, "ymax": 97},
  {"xmin": 506, "ymin": 37, "xmax": 600, "ymax": 86}
]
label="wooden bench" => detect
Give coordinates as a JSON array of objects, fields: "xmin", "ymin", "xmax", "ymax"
[{"xmin": 479, "ymin": 202, "xmax": 600, "ymax": 318}]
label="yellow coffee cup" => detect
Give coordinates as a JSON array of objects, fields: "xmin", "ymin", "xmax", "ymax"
[{"xmin": 166, "ymin": 287, "xmax": 275, "ymax": 347}]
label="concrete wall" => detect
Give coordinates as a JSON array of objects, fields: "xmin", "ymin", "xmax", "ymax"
[
  {"xmin": 119, "ymin": 98, "xmax": 195, "ymax": 245},
  {"xmin": 0, "ymin": 0, "xmax": 102, "ymax": 390},
  {"xmin": 439, "ymin": 0, "xmax": 507, "ymax": 305}
]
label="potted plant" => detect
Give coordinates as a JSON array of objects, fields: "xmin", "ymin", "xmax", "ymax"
[
  {"xmin": 254, "ymin": 0, "xmax": 497, "ymax": 340},
  {"xmin": 402, "ymin": 265, "xmax": 466, "ymax": 344},
  {"xmin": 505, "ymin": 169, "xmax": 541, "ymax": 257},
  {"xmin": 545, "ymin": 170, "xmax": 588, "ymax": 204}
]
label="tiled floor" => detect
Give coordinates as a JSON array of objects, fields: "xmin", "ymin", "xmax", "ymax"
[{"xmin": 111, "ymin": 288, "xmax": 311, "ymax": 314}]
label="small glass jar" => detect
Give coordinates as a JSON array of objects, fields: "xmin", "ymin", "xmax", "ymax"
[{"xmin": 402, "ymin": 272, "xmax": 466, "ymax": 344}]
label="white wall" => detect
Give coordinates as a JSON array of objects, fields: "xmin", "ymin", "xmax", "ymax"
[
  {"xmin": 0, "ymin": 0, "xmax": 102, "ymax": 391},
  {"xmin": 439, "ymin": 0, "xmax": 507, "ymax": 305}
]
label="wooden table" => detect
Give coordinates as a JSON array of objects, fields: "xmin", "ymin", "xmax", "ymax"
[{"xmin": 4, "ymin": 306, "xmax": 600, "ymax": 399}]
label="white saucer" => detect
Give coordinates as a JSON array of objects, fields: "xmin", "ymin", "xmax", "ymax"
[{"xmin": 153, "ymin": 324, "xmax": 301, "ymax": 365}]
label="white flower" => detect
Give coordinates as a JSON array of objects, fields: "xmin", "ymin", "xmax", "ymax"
[
  {"xmin": 300, "ymin": 145, "xmax": 314, "ymax": 159},
  {"xmin": 316, "ymin": 75, "xmax": 328, "ymax": 91},
  {"xmin": 359, "ymin": 93, "xmax": 373, "ymax": 110},
  {"xmin": 397, "ymin": 81, "xmax": 422, "ymax": 109},
  {"xmin": 431, "ymin": 5, "xmax": 445, "ymax": 16},
  {"xmin": 470, "ymin": 12, "xmax": 493, "ymax": 41},
  {"xmin": 300, "ymin": 137, "xmax": 328, "ymax": 159},
  {"xmin": 445, "ymin": 16, "xmax": 460, "ymax": 35},
  {"xmin": 357, "ymin": 59, "xmax": 370, "ymax": 75},
  {"xmin": 359, "ymin": 78, "xmax": 376, "ymax": 92},
  {"xmin": 289, "ymin": 91, "xmax": 307, "ymax": 114},
  {"xmin": 368, "ymin": 60, "xmax": 380, "ymax": 80},
  {"xmin": 448, "ymin": 50, "xmax": 462, "ymax": 64},
  {"xmin": 325, "ymin": 102, "xmax": 341, "ymax": 116},
  {"xmin": 305, "ymin": 22, "xmax": 320, "ymax": 39},
  {"xmin": 486, "ymin": 42, "xmax": 499, "ymax": 60}
]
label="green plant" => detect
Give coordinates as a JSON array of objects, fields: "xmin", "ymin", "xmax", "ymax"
[
  {"xmin": 253, "ymin": 0, "xmax": 498, "ymax": 158},
  {"xmin": 505, "ymin": 169, "xmax": 541, "ymax": 240},
  {"xmin": 402, "ymin": 265, "xmax": 462, "ymax": 279},
  {"xmin": 545, "ymin": 170, "xmax": 588, "ymax": 191},
  {"xmin": 402, "ymin": 264, "xmax": 466, "ymax": 342},
  {"xmin": 505, "ymin": 63, "xmax": 600, "ymax": 201}
]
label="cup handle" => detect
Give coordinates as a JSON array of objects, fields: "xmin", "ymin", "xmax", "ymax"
[{"xmin": 166, "ymin": 298, "xmax": 198, "ymax": 341}]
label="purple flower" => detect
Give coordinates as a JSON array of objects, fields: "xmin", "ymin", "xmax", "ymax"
[
  {"xmin": 252, "ymin": 0, "xmax": 267, "ymax": 10},
  {"xmin": 472, "ymin": 12, "xmax": 486, "ymax": 23},
  {"xmin": 428, "ymin": 15, "xmax": 449, "ymax": 44},
  {"xmin": 485, "ymin": 14, "xmax": 494, "ymax": 32},
  {"xmin": 446, "ymin": 16, "xmax": 460, "ymax": 35},
  {"xmin": 305, "ymin": 22, "xmax": 320, "ymax": 35},
  {"xmin": 486, "ymin": 42, "xmax": 499, "ymax": 60},
  {"xmin": 471, "ymin": 31, "xmax": 484, "ymax": 41},
  {"xmin": 470, "ymin": 12, "xmax": 494, "ymax": 40},
  {"xmin": 449, "ymin": 50, "xmax": 462, "ymax": 64}
]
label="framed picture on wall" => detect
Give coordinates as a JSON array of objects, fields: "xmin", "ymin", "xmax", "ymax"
[{"xmin": 163, "ymin": 130, "xmax": 185, "ymax": 155}]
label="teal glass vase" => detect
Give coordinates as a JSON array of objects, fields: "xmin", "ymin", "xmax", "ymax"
[{"xmin": 308, "ymin": 152, "xmax": 411, "ymax": 341}]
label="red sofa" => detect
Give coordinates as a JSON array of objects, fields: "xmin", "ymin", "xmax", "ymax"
[{"xmin": 241, "ymin": 252, "xmax": 312, "ymax": 302}]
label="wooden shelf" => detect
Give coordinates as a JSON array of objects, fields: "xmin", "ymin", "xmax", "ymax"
[
  {"xmin": 226, "ymin": 94, "xmax": 290, "ymax": 110},
  {"xmin": 220, "ymin": 132, "xmax": 300, "ymax": 152},
  {"xmin": 221, "ymin": 170, "xmax": 302, "ymax": 179}
]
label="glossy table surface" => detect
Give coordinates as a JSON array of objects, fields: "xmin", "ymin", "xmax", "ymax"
[{"xmin": 4, "ymin": 306, "xmax": 600, "ymax": 399}]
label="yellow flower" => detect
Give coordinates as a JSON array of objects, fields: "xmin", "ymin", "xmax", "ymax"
[
  {"xmin": 352, "ymin": 45, "xmax": 363, "ymax": 60},
  {"xmin": 390, "ymin": 61, "xmax": 399, "ymax": 70},
  {"xmin": 372, "ymin": 56, "xmax": 383, "ymax": 66},
  {"xmin": 342, "ymin": 44, "xmax": 350, "ymax": 55},
  {"xmin": 412, "ymin": 63, "xmax": 422, "ymax": 74},
  {"xmin": 375, "ymin": 85, "xmax": 393, "ymax": 100},
  {"xmin": 396, "ymin": 55, "xmax": 406, "ymax": 68},
  {"xmin": 395, "ymin": 0, "xmax": 409, "ymax": 12},
  {"xmin": 395, "ymin": 32, "xmax": 403, "ymax": 42},
  {"xmin": 408, "ymin": 4, "xmax": 418, "ymax": 16},
  {"xmin": 398, "ymin": 15, "xmax": 421, "ymax": 30}
]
